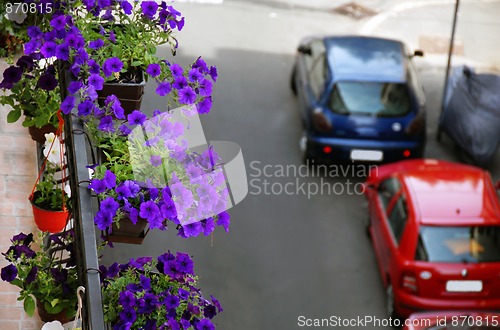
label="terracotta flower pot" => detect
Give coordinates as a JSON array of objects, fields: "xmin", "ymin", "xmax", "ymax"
[
  {"xmin": 36, "ymin": 299, "xmax": 74, "ymax": 324},
  {"xmin": 28, "ymin": 124, "xmax": 58, "ymax": 144},
  {"xmin": 31, "ymin": 200, "xmax": 69, "ymax": 233}
]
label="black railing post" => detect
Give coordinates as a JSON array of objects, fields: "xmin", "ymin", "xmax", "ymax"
[{"xmin": 59, "ymin": 61, "xmax": 106, "ymax": 329}]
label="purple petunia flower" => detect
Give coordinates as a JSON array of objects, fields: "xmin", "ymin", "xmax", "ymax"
[
  {"xmin": 188, "ymin": 68, "xmax": 203, "ymax": 82},
  {"xmin": 55, "ymin": 43, "xmax": 70, "ymax": 61},
  {"xmin": 196, "ymin": 97, "xmax": 212, "ymax": 114},
  {"xmin": 164, "ymin": 294, "xmax": 180, "ymax": 309},
  {"xmin": 120, "ymin": 0, "xmax": 133, "ymax": 15},
  {"xmin": 89, "ymin": 178, "xmax": 107, "ymax": 194},
  {"xmin": 37, "ymin": 74, "xmax": 58, "ymax": 91},
  {"xmin": 3, "ymin": 66, "xmax": 22, "ymax": 86},
  {"xmin": 163, "ymin": 260, "xmax": 179, "ymax": 278},
  {"xmin": 158, "ymin": 9, "xmax": 169, "ymax": 25},
  {"xmin": 199, "ymin": 79, "xmax": 213, "ymax": 97},
  {"xmin": 172, "ymin": 76, "xmax": 187, "ymax": 90},
  {"xmin": 141, "ymin": 1, "xmax": 158, "ymax": 18},
  {"xmin": 204, "ymin": 304, "xmax": 217, "ymax": 319},
  {"xmin": 178, "ymin": 288, "xmax": 189, "ymax": 300},
  {"xmin": 40, "ymin": 41, "xmax": 57, "ymax": 58},
  {"xmin": 156, "ymin": 81, "xmax": 171, "ymax": 96},
  {"xmin": 193, "ymin": 58, "xmax": 208, "ymax": 73},
  {"xmin": 68, "ymin": 81, "xmax": 83, "ymax": 95},
  {"xmin": 146, "ymin": 63, "xmax": 161, "ymax": 77},
  {"xmin": 86, "ymin": 85, "xmax": 98, "ymax": 101},
  {"xmin": 170, "ymin": 63, "xmax": 183, "ymax": 77},
  {"xmin": 150, "ymin": 155, "xmax": 162, "ymax": 167},
  {"xmin": 102, "ymin": 57, "xmax": 123, "ymax": 78},
  {"xmin": 25, "ymin": 266, "xmax": 38, "ymax": 284},
  {"xmin": 88, "ymin": 74, "xmax": 104, "ymax": 91},
  {"xmin": 78, "ymin": 100, "xmax": 94, "ymax": 117},
  {"xmin": 161, "ymin": 197, "xmax": 177, "ymax": 220},
  {"xmin": 103, "ymin": 170, "xmax": 116, "ymax": 189},
  {"xmin": 124, "ymin": 180, "xmax": 140, "ymax": 197},
  {"xmin": 178, "ymin": 87, "xmax": 196, "ymax": 104},
  {"xmin": 70, "ymin": 64, "xmax": 81, "ymax": 77},
  {"xmin": 127, "ymin": 110, "xmax": 146, "ymax": 126},
  {"xmin": 108, "ymin": 30, "xmax": 116, "ymax": 43},
  {"xmin": 65, "ymin": 33, "xmax": 84, "ymax": 49},
  {"xmin": 216, "ymin": 211, "xmax": 230, "ymax": 232},
  {"xmin": 118, "ymin": 291, "xmax": 136, "ymax": 308},
  {"xmin": 88, "ymin": 59, "xmax": 100, "ymax": 75},
  {"xmin": 183, "ymin": 222, "xmax": 202, "ymax": 238},
  {"xmin": 100, "ymin": 196, "xmax": 119, "ymax": 216},
  {"xmin": 119, "ymin": 124, "xmax": 132, "ymax": 135},
  {"xmin": 50, "ymin": 15, "xmax": 66, "ymax": 30},
  {"xmin": 115, "ymin": 183, "xmax": 132, "ymax": 200},
  {"xmin": 1, "ymin": 264, "xmax": 17, "ymax": 282},
  {"xmin": 27, "ymin": 26, "xmax": 42, "ymax": 39},
  {"xmin": 209, "ymin": 66, "xmax": 218, "ymax": 82},
  {"xmin": 99, "ymin": 115, "xmax": 115, "ymax": 132},
  {"xmin": 119, "ymin": 309, "xmax": 137, "ymax": 325},
  {"xmin": 176, "ymin": 252, "xmax": 194, "ymax": 275},
  {"xmin": 176, "ymin": 17, "xmax": 185, "ymax": 31},
  {"xmin": 139, "ymin": 201, "xmax": 160, "ymax": 222},
  {"xmin": 140, "ymin": 274, "xmax": 151, "ymax": 290},
  {"xmin": 211, "ymin": 295, "xmax": 223, "ymax": 313},
  {"xmin": 111, "ymin": 101, "xmax": 125, "ymax": 119},
  {"xmin": 196, "ymin": 319, "xmax": 215, "ymax": 330},
  {"xmin": 16, "ymin": 56, "xmax": 34, "ymax": 72},
  {"xmin": 89, "ymin": 38, "xmax": 105, "ymax": 50},
  {"xmin": 61, "ymin": 96, "xmax": 75, "ymax": 115},
  {"xmin": 74, "ymin": 48, "xmax": 89, "ymax": 66},
  {"xmin": 202, "ymin": 217, "xmax": 215, "ymax": 236}
]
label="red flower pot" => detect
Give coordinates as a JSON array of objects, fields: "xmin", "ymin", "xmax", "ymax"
[{"xmin": 31, "ymin": 201, "xmax": 69, "ymax": 233}]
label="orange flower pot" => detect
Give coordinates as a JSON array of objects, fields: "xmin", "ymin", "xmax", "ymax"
[{"xmin": 31, "ymin": 201, "xmax": 69, "ymax": 233}]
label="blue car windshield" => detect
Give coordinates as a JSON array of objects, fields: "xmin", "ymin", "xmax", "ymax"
[{"xmin": 329, "ymin": 81, "xmax": 411, "ymax": 117}]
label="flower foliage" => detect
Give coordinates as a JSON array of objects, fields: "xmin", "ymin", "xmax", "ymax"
[
  {"xmin": 100, "ymin": 253, "xmax": 222, "ymax": 329},
  {"xmin": 33, "ymin": 133, "xmax": 71, "ymax": 211},
  {"xmin": 1, "ymin": 231, "xmax": 78, "ymax": 318}
]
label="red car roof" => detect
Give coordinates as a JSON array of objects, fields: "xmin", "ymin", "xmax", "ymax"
[{"xmin": 369, "ymin": 159, "xmax": 500, "ymax": 225}]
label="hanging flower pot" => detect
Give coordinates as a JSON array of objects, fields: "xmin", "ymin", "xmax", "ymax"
[
  {"xmin": 30, "ymin": 192, "xmax": 69, "ymax": 233},
  {"xmin": 28, "ymin": 124, "xmax": 58, "ymax": 144},
  {"xmin": 36, "ymin": 299, "xmax": 74, "ymax": 324},
  {"xmin": 97, "ymin": 69, "xmax": 146, "ymax": 114},
  {"xmin": 106, "ymin": 217, "xmax": 149, "ymax": 245}
]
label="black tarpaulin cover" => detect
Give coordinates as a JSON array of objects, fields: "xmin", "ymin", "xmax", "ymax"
[{"xmin": 440, "ymin": 66, "xmax": 500, "ymax": 166}]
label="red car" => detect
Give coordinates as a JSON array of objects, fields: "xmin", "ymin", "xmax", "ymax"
[
  {"xmin": 403, "ymin": 311, "xmax": 500, "ymax": 329},
  {"xmin": 364, "ymin": 159, "xmax": 500, "ymax": 319}
]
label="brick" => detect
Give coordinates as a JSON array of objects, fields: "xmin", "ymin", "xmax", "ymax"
[
  {"xmin": 0, "ymin": 215, "xmax": 17, "ymax": 228},
  {"xmin": 0, "ymin": 278, "xmax": 20, "ymax": 293},
  {"xmin": 0, "ymin": 307, "xmax": 22, "ymax": 320},
  {"xmin": 0, "ymin": 320, "xmax": 19, "ymax": 330},
  {"xmin": 20, "ymin": 318, "xmax": 43, "ymax": 330},
  {"xmin": 0, "ymin": 293, "xmax": 21, "ymax": 306}
]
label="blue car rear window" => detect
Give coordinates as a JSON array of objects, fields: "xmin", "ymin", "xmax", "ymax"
[{"xmin": 329, "ymin": 81, "xmax": 411, "ymax": 117}]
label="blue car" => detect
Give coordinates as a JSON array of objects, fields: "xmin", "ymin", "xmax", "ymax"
[{"xmin": 291, "ymin": 35, "xmax": 426, "ymax": 164}]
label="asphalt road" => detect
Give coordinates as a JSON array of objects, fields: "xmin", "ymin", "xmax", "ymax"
[{"xmin": 101, "ymin": 1, "xmax": 500, "ymax": 329}]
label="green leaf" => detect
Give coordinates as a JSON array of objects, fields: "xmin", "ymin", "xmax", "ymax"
[
  {"xmin": 131, "ymin": 60, "xmax": 143, "ymax": 67},
  {"xmin": 6, "ymin": 109, "xmax": 21, "ymax": 123},
  {"xmin": 24, "ymin": 296, "xmax": 35, "ymax": 317}
]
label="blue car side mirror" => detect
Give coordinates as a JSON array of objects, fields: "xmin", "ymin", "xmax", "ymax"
[{"xmin": 298, "ymin": 45, "xmax": 312, "ymax": 56}]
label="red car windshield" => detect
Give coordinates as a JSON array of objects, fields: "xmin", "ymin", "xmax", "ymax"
[{"xmin": 415, "ymin": 226, "xmax": 500, "ymax": 263}]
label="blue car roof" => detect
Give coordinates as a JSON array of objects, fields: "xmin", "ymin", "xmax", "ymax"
[{"xmin": 325, "ymin": 36, "xmax": 406, "ymax": 83}]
